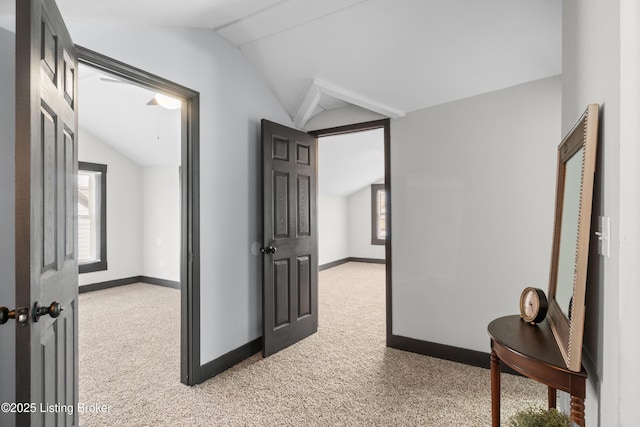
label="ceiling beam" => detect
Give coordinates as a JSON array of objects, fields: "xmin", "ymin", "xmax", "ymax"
[
  {"xmin": 293, "ymin": 83, "xmax": 323, "ymax": 129},
  {"xmin": 293, "ymin": 78, "xmax": 405, "ymax": 129}
]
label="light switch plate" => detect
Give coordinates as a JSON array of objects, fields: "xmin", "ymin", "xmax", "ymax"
[{"xmin": 597, "ymin": 216, "xmax": 610, "ymax": 257}]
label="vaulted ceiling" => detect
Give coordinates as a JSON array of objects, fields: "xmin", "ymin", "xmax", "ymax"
[
  {"xmin": 5, "ymin": 0, "xmax": 561, "ymax": 187},
  {"xmin": 58, "ymin": 0, "xmax": 561, "ymax": 128},
  {"xmin": 318, "ymin": 128, "xmax": 385, "ymax": 196},
  {"xmin": 78, "ymin": 65, "xmax": 182, "ymax": 166}
]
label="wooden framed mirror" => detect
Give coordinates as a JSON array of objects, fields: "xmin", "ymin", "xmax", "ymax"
[{"xmin": 547, "ymin": 104, "xmax": 599, "ymax": 372}]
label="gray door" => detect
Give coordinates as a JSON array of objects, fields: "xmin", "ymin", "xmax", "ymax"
[
  {"xmin": 261, "ymin": 120, "xmax": 318, "ymax": 357},
  {"xmin": 15, "ymin": 0, "xmax": 78, "ymax": 425}
]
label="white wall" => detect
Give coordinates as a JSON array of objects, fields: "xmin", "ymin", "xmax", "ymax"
[
  {"xmin": 78, "ymin": 129, "xmax": 143, "ymax": 286},
  {"xmin": 79, "ymin": 135, "xmax": 180, "ymax": 285},
  {"xmin": 318, "ymin": 194, "xmax": 349, "ymax": 265},
  {"xmin": 319, "ymin": 184, "xmax": 386, "ymax": 266},
  {"xmin": 0, "ymin": 26, "xmax": 15, "ymax": 427},
  {"xmin": 617, "ymin": 3, "xmax": 640, "ymax": 424},
  {"xmin": 142, "ymin": 166, "xmax": 180, "ymax": 281},
  {"xmin": 66, "ymin": 20, "xmax": 294, "ymax": 364},
  {"xmin": 391, "ymin": 76, "xmax": 561, "ymax": 352},
  {"xmin": 348, "ymin": 184, "xmax": 386, "ymax": 259},
  {"xmin": 562, "ymin": 1, "xmax": 640, "ymax": 424}
]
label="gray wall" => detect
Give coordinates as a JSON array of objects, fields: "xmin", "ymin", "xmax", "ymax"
[
  {"xmin": 0, "ymin": 27, "xmax": 15, "ymax": 427},
  {"xmin": 562, "ymin": 0, "xmax": 640, "ymax": 424},
  {"xmin": 318, "ymin": 185, "xmax": 386, "ymax": 266},
  {"xmin": 65, "ymin": 19, "xmax": 294, "ymax": 364},
  {"xmin": 318, "ymin": 194, "xmax": 349, "ymax": 265},
  {"xmin": 79, "ymin": 131, "xmax": 181, "ymax": 284},
  {"xmin": 390, "ymin": 76, "xmax": 561, "ymax": 352},
  {"xmin": 79, "ymin": 131, "xmax": 181, "ymax": 285},
  {"xmin": 347, "ymin": 184, "xmax": 385, "ymax": 260},
  {"xmin": 142, "ymin": 166, "xmax": 180, "ymax": 281},
  {"xmin": 78, "ymin": 129, "xmax": 143, "ymax": 286}
]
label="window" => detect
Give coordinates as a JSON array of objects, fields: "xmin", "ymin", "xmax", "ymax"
[
  {"xmin": 78, "ymin": 162, "xmax": 107, "ymax": 273},
  {"xmin": 371, "ymin": 183, "xmax": 386, "ymax": 245}
]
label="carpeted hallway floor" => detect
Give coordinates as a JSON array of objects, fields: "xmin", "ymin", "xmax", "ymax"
[{"xmin": 79, "ymin": 262, "xmax": 545, "ymax": 426}]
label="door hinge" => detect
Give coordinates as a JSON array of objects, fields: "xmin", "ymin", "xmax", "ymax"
[{"xmin": 189, "ymin": 252, "xmax": 194, "ymax": 263}]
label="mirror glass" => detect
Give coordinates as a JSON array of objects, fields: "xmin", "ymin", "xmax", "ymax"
[{"xmin": 555, "ymin": 147, "xmax": 584, "ymax": 318}]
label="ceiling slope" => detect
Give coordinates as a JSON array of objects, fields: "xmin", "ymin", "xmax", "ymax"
[
  {"xmin": 233, "ymin": 0, "xmax": 561, "ymax": 121},
  {"xmin": 55, "ymin": 0, "xmax": 561, "ymax": 125}
]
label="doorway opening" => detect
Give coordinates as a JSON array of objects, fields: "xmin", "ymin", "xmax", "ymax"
[
  {"xmin": 76, "ymin": 46, "xmax": 200, "ymax": 386},
  {"xmin": 311, "ymin": 119, "xmax": 392, "ymax": 342}
]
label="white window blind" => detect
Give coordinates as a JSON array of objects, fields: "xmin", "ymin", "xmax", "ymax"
[{"xmin": 78, "ymin": 170, "xmax": 100, "ymax": 263}]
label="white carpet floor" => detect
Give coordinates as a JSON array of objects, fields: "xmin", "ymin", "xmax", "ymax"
[{"xmin": 79, "ymin": 262, "xmax": 545, "ymax": 426}]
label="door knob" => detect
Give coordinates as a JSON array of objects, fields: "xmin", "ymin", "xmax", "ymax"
[
  {"xmin": 0, "ymin": 306, "xmax": 29, "ymax": 325},
  {"xmin": 260, "ymin": 245, "xmax": 277, "ymax": 254},
  {"xmin": 33, "ymin": 301, "xmax": 63, "ymax": 322}
]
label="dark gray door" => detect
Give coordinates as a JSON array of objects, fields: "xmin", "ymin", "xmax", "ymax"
[
  {"xmin": 262, "ymin": 120, "xmax": 318, "ymax": 357},
  {"xmin": 15, "ymin": 0, "xmax": 78, "ymax": 425}
]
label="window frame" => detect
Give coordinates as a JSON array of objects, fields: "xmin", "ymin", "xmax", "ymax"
[
  {"xmin": 371, "ymin": 183, "xmax": 386, "ymax": 245},
  {"xmin": 78, "ymin": 161, "xmax": 107, "ymax": 273}
]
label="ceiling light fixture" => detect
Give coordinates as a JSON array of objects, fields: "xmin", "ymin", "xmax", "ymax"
[{"xmin": 147, "ymin": 93, "xmax": 181, "ymax": 110}]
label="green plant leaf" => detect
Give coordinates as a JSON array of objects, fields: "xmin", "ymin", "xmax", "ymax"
[{"xmin": 508, "ymin": 407, "xmax": 571, "ymax": 427}]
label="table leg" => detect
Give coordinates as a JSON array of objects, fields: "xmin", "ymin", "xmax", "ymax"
[
  {"xmin": 490, "ymin": 347, "xmax": 500, "ymax": 427},
  {"xmin": 548, "ymin": 387, "xmax": 556, "ymax": 409},
  {"xmin": 570, "ymin": 395, "xmax": 585, "ymax": 427}
]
